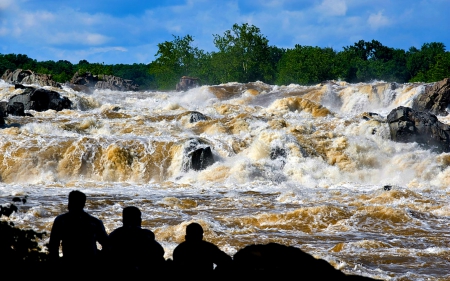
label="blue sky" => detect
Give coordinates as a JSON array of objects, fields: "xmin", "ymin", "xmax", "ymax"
[{"xmin": 0, "ymin": 0, "xmax": 449, "ymax": 64}]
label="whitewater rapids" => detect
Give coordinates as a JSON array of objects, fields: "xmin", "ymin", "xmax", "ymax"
[{"xmin": 0, "ymin": 79, "xmax": 449, "ymax": 280}]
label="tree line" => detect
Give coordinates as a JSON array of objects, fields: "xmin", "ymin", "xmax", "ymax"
[{"xmin": 1, "ymin": 23, "xmax": 449, "ymax": 90}]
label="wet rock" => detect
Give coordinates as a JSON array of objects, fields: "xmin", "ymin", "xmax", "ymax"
[
  {"xmin": 7, "ymin": 102, "xmax": 26, "ymax": 116},
  {"xmin": 387, "ymin": 106, "xmax": 450, "ymax": 152},
  {"xmin": 176, "ymin": 76, "xmax": 199, "ymax": 91},
  {"xmin": 189, "ymin": 111, "xmax": 207, "ymax": 123},
  {"xmin": 8, "ymin": 86, "xmax": 72, "ymax": 113},
  {"xmin": 233, "ymin": 243, "xmax": 376, "ymax": 280},
  {"xmin": 68, "ymin": 72, "xmax": 139, "ymax": 92},
  {"xmin": 1, "ymin": 69, "xmax": 61, "ymax": 88},
  {"xmin": 412, "ymin": 78, "xmax": 450, "ymax": 116},
  {"xmin": 0, "ymin": 101, "xmax": 8, "ymax": 117},
  {"xmin": 182, "ymin": 139, "xmax": 215, "ymax": 171}
]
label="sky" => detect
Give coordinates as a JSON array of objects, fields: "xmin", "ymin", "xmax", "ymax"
[{"xmin": 0, "ymin": 0, "xmax": 449, "ymax": 65}]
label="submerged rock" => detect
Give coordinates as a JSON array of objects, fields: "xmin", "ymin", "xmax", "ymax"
[
  {"xmin": 188, "ymin": 111, "xmax": 207, "ymax": 123},
  {"xmin": 387, "ymin": 106, "xmax": 450, "ymax": 152},
  {"xmin": 1, "ymin": 69, "xmax": 61, "ymax": 88},
  {"xmin": 8, "ymin": 85, "xmax": 72, "ymax": 114},
  {"xmin": 412, "ymin": 78, "xmax": 450, "ymax": 116}
]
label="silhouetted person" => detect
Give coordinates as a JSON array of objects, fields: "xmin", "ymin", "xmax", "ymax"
[
  {"xmin": 173, "ymin": 222, "xmax": 231, "ymax": 275},
  {"xmin": 48, "ymin": 190, "xmax": 108, "ymax": 268},
  {"xmin": 108, "ymin": 206, "xmax": 165, "ymax": 276}
]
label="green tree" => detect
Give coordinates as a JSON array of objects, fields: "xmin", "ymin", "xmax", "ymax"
[
  {"xmin": 149, "ymin": 35, "xmax": 203, "ymax": 90},
  {"xmin": 407, "ymin": 42, "xmax": 447, "ymax": 82},
  {"xmin": 276, "ymin": 45, "xmax": 336, "ymax": 85},
  {"xmin": 212, "ymin": 23, "xmax": 274, "ymax": 83}
]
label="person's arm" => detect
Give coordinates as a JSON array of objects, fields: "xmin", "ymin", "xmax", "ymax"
[
  {"xmin": 211, "ymin": 244, "xmax": 232, "ymax": 268},
  {"xmin": 96, "ymin": 220, "xmax": 109, "ymax": 252},
  {"xmin": 48, "ymin": 216, "xmax": 62, "ymax": 260}
]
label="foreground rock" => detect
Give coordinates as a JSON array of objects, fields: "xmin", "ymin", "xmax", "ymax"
[
  {"xmin": 68, "ymin": 72, "xmax": 139, "ymax": 92},
  {"xmin": 1, "ymin": 69, "xmax": 61, "ymax": 88},
  {"xmin": 176, "ymin": 76, "xmax": 199, "ymax": 91},
  {"xmin": 7, "ymin": 85, "xmax": 72, "ymax": 115},
  {"xmin": 387, "ymin": 106, "xmax": 450, "ymax": 152},
  {"xmin": 234, "ymin": 243, "xmax": 379, "ymax": 280},
  {"xmin": 412, "ymin": 78, "xmax": 450, "ymax": 116}
]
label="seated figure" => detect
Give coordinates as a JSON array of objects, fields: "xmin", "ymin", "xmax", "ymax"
[
  {"xmin": 108, "ymin": 206, "xmax": 165, "ymax": 274},
  {"xmin": 172, "ymin": 222, "xmax": 232, "ymax": 273}
]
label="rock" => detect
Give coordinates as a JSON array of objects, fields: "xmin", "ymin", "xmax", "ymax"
[
  {"xmin": 68, "ymin": 72, "xmax": 139, "ymax": 92},
  {"xmin": 181, "ymin": 139, "xmax": 215, "ymax": 171},
  {"xmin": 7, "ymin": 102, "xmax": 26, "ymax": 116},
  {"xmin": 387, "ymin": 106, "xmax": 450, "ymax": 152},
  {"xmin": 8, "ymin": 86, "xmax": 72, "ymax": 113},
  {"xmin": 1, "ymin": 69, "xmax": 61, "ymax": 88},
  {"xmin": 176, "ymin": 76, "xmax": 199, "ymax": 91},
  {"xmin": 69, "ymin": 71, "xmax": 98, "ymax": 87},
  {"xmin": 412, "ymin": 78, "xmax": 450, "ymax": 116},
  {"xmin": 233, "ymin": 243, "xmax": 377, "ymax": 280},
  {"xmin": 188, "ymin": 111, "xmax": 207, "ymax": 123},
  {"xmin": 95, "ymin": 75, "xmax": 139, "ymax": 91},
  {"xmin": 0, "ymin": 101, "xmax": 8, "ymax": 117}
]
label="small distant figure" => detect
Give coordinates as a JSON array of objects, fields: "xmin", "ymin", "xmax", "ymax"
[
  {"xmin": 108, "ymin": 206, "xmax": 165, "ymax": 274},
  {"xmin": 173, "ymin": 222, "xmax": 232, "ymax": 273},
  {"xmin": 48, "ymin": 190, "xmax": 108, "ymax": 264}
]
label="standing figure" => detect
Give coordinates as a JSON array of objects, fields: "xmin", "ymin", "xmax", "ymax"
[
  {"xmin": 48, "ymin": 190, "xmax": 108, "ymax": 268},
  {"xmin": 108, "ymin": 206, "xmax": 165, "ymax": 275},
  {"xmin": 173, "ymin": 222, "xmax": 231, "ymax": 274}
]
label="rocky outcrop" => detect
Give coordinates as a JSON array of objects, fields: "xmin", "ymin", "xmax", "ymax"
[
  {"xmin": 95, "ymin": 75, "xmax": 139, "ymax": 91},
  {"xmin": 1, "ymin": 69, "xmax": 60, "ymax": 88},
  {"xmin": 188, "ymin": 111, "xmax": 207, "ymax": 123},
  {"xmin": 387, "ymin": 106, "xmax": 450, "ymax": 152},
  {"xmin": 412, "ymin": 78, "xmax": 450, "ymax": 116},
  {"xmin": 68, "ymin": 72, "xmax": 139, "ymax": 92},
  {"xmin": 176, "ymin": 76, "xmax": 199, "ymax": 91},
  {"xmin": 233, "ymin": 243, "xmax": 378, "ymax": 280},
  {"xmin": 182, "ymin": 139, "xmax": 215, "ymax": 171},
  {"xmin": 7, "ymin": 85, "xmax": 72, "ymax": 115}
]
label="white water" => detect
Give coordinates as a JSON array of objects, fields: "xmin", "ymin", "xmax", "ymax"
[{"xmin": 0, "ymin": 80, "xmax": 449, "ymax": 280}]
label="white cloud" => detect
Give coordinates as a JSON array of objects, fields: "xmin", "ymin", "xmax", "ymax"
[
  {"xmin": 367, "ymin": 11, "xmax": 390, "ymax": 30},
  {"xmin": 49, "ymin": 32, "xmax": 110, "ymax": 46},
  {"xmin": 0, "ymin": 0, "xmax": 13, "ymax": 10},
  {"xmin": 317, "ymin": 0, "xmax": 347, "ymax": 16}
]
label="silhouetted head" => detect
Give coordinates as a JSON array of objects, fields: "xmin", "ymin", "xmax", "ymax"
[
  {"xmin": 185, "ymin": 222, "xmax": 203, "ymax": 241},
  {"xmin": 123, "ymin": 206, "xmax": 142, "ymax": 227},
  {"xmin": 68, "ymin": 190, "xmax": 86, "ymax": 212}
]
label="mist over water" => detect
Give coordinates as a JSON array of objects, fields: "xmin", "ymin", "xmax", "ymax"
[{"xmin": 0, "ymin": 79, "xmax": 449, "ymax": 280}]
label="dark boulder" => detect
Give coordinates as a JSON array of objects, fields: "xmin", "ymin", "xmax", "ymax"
[
  {"xmin": 176, "ymin": 76, "xmax": 199, "ymax": 92},
  {"xmin": 8, "ymin": 86, "xmax": 72, "ymax": 114},
  {"xmin": 0, "ymin": 101, "xmax": 8, "ymax": 117},
  {"xmin": 387, "ymin": 106, "xmax": 450, "ymax": 152},
  {"xmin": 1, "ymin": 69, "xmax": 60, "ymax": 88},
  {"xmin": 189, "ymin": 111, "xmax": 207, "ymax": 123},
  {"xmin": 412, "ymin": 78, "xmax": 450, "ymax": 116},
  {"xmin": 233, "ymin": 243, "xmax": 378, "ymax": 280},
  {"xmin": 182, "ymin": 139, "xmax": 215, "ymax": 172},
  {"xmin": 7, "ymin": 102, "xmax": 26, "ymax": 116}
]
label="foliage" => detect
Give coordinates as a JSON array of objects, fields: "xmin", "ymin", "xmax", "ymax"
[
  {"xmin": 212, "ymin": 23, "xmax": 274, "ymax": 84},
  {"xmin": 0, "ymin": 198, "xmax": 48, "ymax": 264},
  {"xmin": 1, "ymin": 24, "xmax": 449, "ymax": 89},
  {"xmin": 149, "ymin": 35, "xmax": 205, "ymax": 90},
  {"xmin": 276, "ymin": 45, "xmax": 336, "ymax": 85}
]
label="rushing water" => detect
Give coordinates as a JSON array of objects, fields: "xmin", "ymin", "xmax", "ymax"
[{"xmin": 0, "ymin": 79, "xmax": 449, "ymax": 280}]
